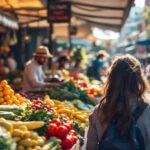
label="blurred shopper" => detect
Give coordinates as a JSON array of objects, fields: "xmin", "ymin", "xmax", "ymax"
[
  {"xmin": 57, "ymin": 55, "xmax": 69, "ymax": 70},
  {"xmin": 52, "ymin": 55, "xmax": 69, "ymax": 70},
  {"xmin": 22, "ymin": 46, "xmax": 60, "ymax": 91},
  {"xmin": 86, "ymin": 54, "xmax": 150, "ymax": 150},
  {"xmin": 146, "ymin": 64, "xmax": 150, "ymax": 84},
  {"xmin": 7, "ymin": 52, "xmax": 17, "ymax": 71},
  {"xmin": 0, "ymin": 58, "xmax": 9, "ymax": 80},
  {"xmin": 87, "ymin": 50, "xmax": 109, "ymax": 81},
  {"xmin": 70, "ymin": 57, "xmax": 85, "ymax": 74}
]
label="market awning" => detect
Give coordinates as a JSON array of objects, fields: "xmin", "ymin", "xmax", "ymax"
[
  {"xmin": 0, "ymin": 10, "xmax": 18, "ymax": 29},
  {"xmin": 0, "ymin": 0, "xmax": 134, "ymax": 31}
]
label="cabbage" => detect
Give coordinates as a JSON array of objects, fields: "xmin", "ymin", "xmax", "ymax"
[{"xmin": 0, "ymin": 127, "xmax": 16, "ymax": 150}]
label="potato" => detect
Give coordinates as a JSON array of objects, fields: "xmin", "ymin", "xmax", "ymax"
[
  {"xmin": 19, "ymin": 138, "xmax": 35, "ymax": 147},
  {"xmin": 40, "ymin": 136, "xmax": 46, "ymax": 141},
  {"xmin": 30, "ymin": 132, "xmax": 38, "ymax": 140},
  {"xmin": 23, "ymin": 131, "xmax": 31, "ymax": 138},
  {"xmin": 37, "ymin": 138, "xmax": 44, "ymax": 146},
  {"xmin": 13, "ymin": 137, "xmax": 20, "ymax": 142},
  {"xmin": 34, "ymin": 146, "xmax": 42, "ymax": 150},
  {"xmin": 19, "ymin": 125, "xmax": 28, "ymax": 131},
  {"xmin": 26, "ymin": 147, "xmax": 32, "ymax": 150},
  {"xmin": 32, "ymin": 140, "xmax": 38, "ymax": 146},
  {"xmin": 13, "ymin": 129, "xmax": 24, "ymax": 138},
  {"xmin": 17, "ymin": 145, "xmax": 25, "ymax": 150}
]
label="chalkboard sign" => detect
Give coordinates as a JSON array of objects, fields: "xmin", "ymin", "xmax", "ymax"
[{"xmin": 47, "ymin": 1, "xmax": 71, "ymax": 23}]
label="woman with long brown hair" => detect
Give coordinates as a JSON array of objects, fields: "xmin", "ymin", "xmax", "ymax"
[{"xmin": 86, "ymin": 54, "xmax": 150, "ymax": 150}]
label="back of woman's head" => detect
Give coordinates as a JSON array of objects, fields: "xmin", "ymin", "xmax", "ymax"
[{"xmin": 99, "ymin": 54, "xmax": 149, "ymax": 134}]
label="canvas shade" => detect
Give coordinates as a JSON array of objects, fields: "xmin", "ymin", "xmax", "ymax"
[{"xmin": 0, "ymin": 0, "xmax": 134, "ymax": 31}]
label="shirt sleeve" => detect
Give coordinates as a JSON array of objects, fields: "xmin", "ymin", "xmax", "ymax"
[
  {"xmin": 25, "ymin": 65, "xmax": 46, "ymax": 89},
  {"xmin": 86, "ymin": 113, "xmax": 99, "ymax": 150}
]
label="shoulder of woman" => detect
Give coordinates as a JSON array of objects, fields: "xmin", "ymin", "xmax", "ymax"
[
  {"xmin": 138, "ymin": 101, "xmax": 150, "ymax": 121},
  {"xmin": 90, "ymin": 105, "xmax": 100, "ymax": 121}
]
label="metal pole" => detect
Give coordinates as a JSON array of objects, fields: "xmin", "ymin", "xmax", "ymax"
[
  {"xmin": 48, "ymin": 23, "xmax": 53, "ymax": 68},
  {"xmin": 68, "ymin": 22, "xmax": 72, "ymax": 51},
  {"xmin": 68, "ymin": 2, "xmax": 72, "ymax": 52},
  {"xmin": 49, "ymin": 23, "xmax": 53, "ymax": 54}
]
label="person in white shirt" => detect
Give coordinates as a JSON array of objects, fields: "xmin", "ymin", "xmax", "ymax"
[{"xmin": 22, "ymin": 45, "xmax": 59, "ymax": 91}]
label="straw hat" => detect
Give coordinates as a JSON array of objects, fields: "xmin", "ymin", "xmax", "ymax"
[
  {"xmin": 96, "ymin": 50, "xmax": 109, "ymax": 58},
  {"xmin": 33, "ymin": 46, "xmax": 53, "ymax": 58}
]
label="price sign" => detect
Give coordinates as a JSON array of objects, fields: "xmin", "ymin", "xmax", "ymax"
[{"xmin": 47, "ymin": 1, "xmax": 71, "ymax": 23}]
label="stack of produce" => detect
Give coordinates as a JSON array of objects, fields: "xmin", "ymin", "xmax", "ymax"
[
  {"xmin": 0, "ymin": 118, "xmax": 47, "ymax": 150},
  {"xmin": 47, "ymin": 81, "xmax": 96, "ymax": 106},
  {"xmin": 44, "ymin": 95, "xmax": 91, "ymax": 129},
  {"xmin": 46, "ymin": 118, "xmax": 78, "ymax": 149},
  {"xmin": 0, "ymin": 80, "xmax": 91, "ymax": 149},
  {"xmin": 71, "ymin": 73, "xmax": 104, "ymax": 100},
  {"xmin": 20, "ymin": 95, "xmax": 90, "ymax": 133},
  {"xmin": 0, "ymin": 126, "xmax": 16, "ymax": 150},
  {"xmin": 0, "ymin": 80, "xmax": 31, "ymax": 105},
  {"xmin": 0, "ymin": 105, "xmax": 24, "ymax": 120}
]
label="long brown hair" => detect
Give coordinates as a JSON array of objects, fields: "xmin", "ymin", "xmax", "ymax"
[{"xmin": 99, "ymin": 54, "xmax": 149, "ymax": 134}]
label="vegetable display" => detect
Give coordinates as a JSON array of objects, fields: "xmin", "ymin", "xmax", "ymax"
[
  {"xmin": 47, "ymin": 81, "xmax": 96, "ymax": 106},
  {"xmin": 0, "ymin": 80, "xmax": 93, "ymax": 149},
  {"xmin": 46, "ymin": 118, "xmax": 78, "ymax": 150}
]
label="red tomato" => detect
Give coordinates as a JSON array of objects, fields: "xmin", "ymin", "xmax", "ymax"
[
  {"xmin": 57, "ymin": 125, "xmax": 69, "ymax": 139},
  {"xmin": 61, "ymin": 136, "xmax": 74, "ymax": 149},
  {"xmin": 71, "ymin": 136, "xmax": 78, "ymax": 144},
  {"xmin": 51, "ymin": 118, "xmax": 62, "ymax": 126},
  {"xmin": 48, "ymin": 123, "xmax": 58, "ymax": 137},
  {"xmin": 70, "ymin": 123, "xmax": 73, "ymax": 130},
  {"xmin": 63, "ymin": 123, "xmax": 72, "ymax": 131},
  {"xmin": 70, "ymin": 130, "xmax": 77, "ymax": 136}
]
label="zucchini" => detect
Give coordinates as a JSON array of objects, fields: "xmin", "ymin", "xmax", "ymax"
[
  {"xmin": 0, "ymin": 105, "xmax": 24, "ymax": 114},
  {"xmin": 8, "ymin": 121, "xmax": 45, "ymax": 130},
  {"xmin": 0, "ymin": 111, "xmax": 16, "ymax": 120}
]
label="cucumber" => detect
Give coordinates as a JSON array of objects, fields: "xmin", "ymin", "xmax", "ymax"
[
  {"xmin": 0, "ymin": 111, "xmax": 16, "ymax": 120},
  {"xmin": 0, "ymin": 105, "xmax": 24, "ymax": 114}
]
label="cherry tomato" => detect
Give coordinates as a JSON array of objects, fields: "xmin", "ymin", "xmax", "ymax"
[
  {"xmin": 57, "ymin": 125, "xmax": 69, "ymax": 139},
  {"xmin": 70, "ymin": 130, "xmax": 77, "ymax": 136},
  {"xmin": 48, "ymin": 123, "xmax": 58, "ymax": 137},
  {"xmin": 29, "ymin": 105, "xmax": 35, "ymax": 110},
  {"xmin": 35, "ymin": 104, "xmax": 42, "ymax": 110},
  {"xmin": 51, "ymin": 118, "xmax": 62, "ymax": 126},
  {"xmin": 45, "ymin": 105, "xmax": 51, "ymax": 111},
  {"xmin": 61, "ymin": 136, "xmax": 74, "ymax": 149},
  {"xmin": 35, "ymin": 100, "xmax": 43, "ymax": 104},
  {"xmin": 82, "ymin": 82, "xmax": 88, "ymax": 88}
]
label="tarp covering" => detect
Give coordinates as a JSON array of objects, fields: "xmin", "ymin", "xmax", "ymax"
[{"xmin": 0, "ymin": 0, "xmax": 134, "ymax": 31}]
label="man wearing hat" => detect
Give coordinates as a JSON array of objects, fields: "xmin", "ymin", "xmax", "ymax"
[{"xmin": 22, "ymin": 45, "xmax": 59, "ymax": 91}]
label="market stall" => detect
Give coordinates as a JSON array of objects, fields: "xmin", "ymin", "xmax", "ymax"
[
  {"xmin": 0, "ymin": 79, "xmax": 92, "ymax": 150},
  {"xmin": 0, "ymin": 0, "xmax": 135, "ymax": 150},
  {"xmin": 0, "ymin": 72, "xmax": 104, "ymax": 150}
]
